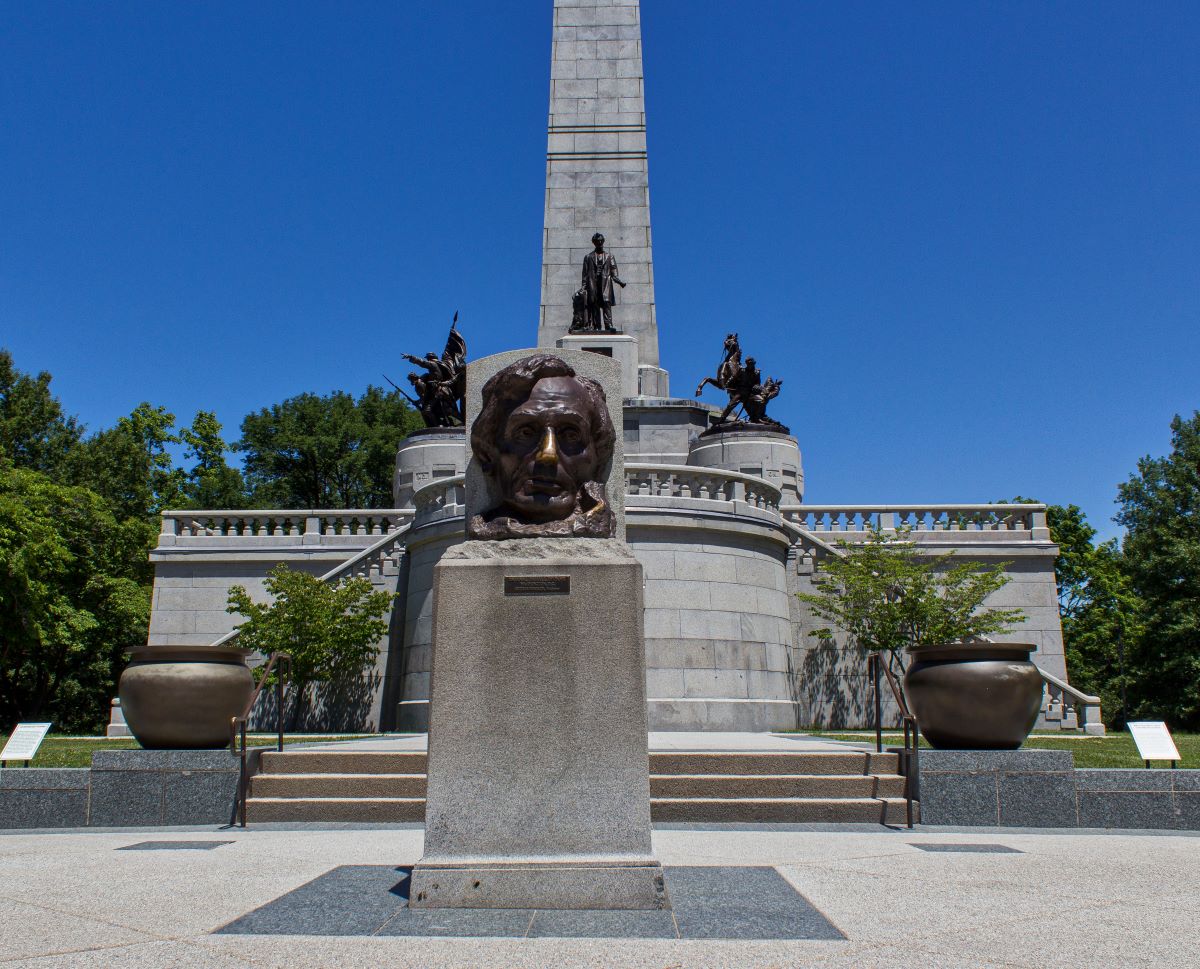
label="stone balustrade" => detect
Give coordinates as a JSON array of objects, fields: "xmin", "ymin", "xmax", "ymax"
[
  {"xmin": 624, "ymin": 463, "xmax": 782, "ymax": 513},
  {"xmin": 1039, "ymin": 667, "xmax": 1105, "ymax": 735},
  {"xmin": 782, "ymin": 503, "xmax": 1050, "ymax": 540},
  {"xmin": 159, "ymin": 509, "xmax": 412, "ymax": 544},
  {"xmin": 412, "ymin": 475, "xmax": 466, "ymax": 526}
]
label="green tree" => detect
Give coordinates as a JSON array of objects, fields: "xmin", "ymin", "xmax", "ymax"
[
  {"xmin": 1116, "ymin": 411, "xmax": 1200, "ymax": 727},
  {"xmin": 225, "ymin": 564, "xmax": 393, "ymax": 728},
  {"xmin": 0, "ymin": 349, "xmax": 82, "ymax": 478},
  {"xmin": 798, "ymin": 527, "xmax": 1025, "ymax": 678},
  {"xmin": 238, "ymin": 387, "xmax": 420, "ymax": 508},
  {"xmin": 71, "ymin": 402, "xmax": 187, "ymax": 520},
  {"xmin": 1018, "ymin": 501, "xmax": 1145, "ymax": 726},
  {"xmin": 179, "ymin": 410, "xmax": 247, "ymax": 509},
  {"xmin": 0, "ymin": 465, "xmax": 152, "ymax": 732}
]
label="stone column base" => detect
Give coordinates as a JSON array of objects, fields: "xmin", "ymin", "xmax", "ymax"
[
  {"xmin": 414, "ymin": 538, "xmax": 664, "ymax": 911},
  {"xmin": 410, "ymin": 858, "xmax": 667, "ymax": 910}
]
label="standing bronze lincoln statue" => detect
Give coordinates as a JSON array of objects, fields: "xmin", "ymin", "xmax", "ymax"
[{"xmin": 572, "ymin": 232, "xmax": 626, "ymax": 333}]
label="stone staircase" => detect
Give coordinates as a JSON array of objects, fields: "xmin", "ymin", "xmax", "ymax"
[{"xmin": 245, "ymin": 748, "xmax": 909, "ymax": 824}]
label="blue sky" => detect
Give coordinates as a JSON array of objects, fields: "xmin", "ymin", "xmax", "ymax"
[{"xmin": 2, "ymin": 1, "xmax": 1197, "ymax": 538}]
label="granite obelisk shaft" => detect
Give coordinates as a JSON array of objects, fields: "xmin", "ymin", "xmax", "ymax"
[{"xmin": 537, "ymin": 0, "xmax": 661, "ymax": 376}]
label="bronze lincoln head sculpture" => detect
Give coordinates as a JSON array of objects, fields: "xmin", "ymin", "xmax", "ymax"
[{"xmin": 468, "ymin": 354, "xmax": 616, "ymax": 540}]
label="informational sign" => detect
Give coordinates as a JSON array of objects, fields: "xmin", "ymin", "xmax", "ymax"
[
  {"xmin": 1128, "ymin": 722, "xmax": 1181, "ymax": 765},
  {"xmin": 504, "ymin": 576, "xmax": 571, "ymax": 596},
  {"xmin": 0, "ymin": 723, "xmax": 53, "ymax": 764}
]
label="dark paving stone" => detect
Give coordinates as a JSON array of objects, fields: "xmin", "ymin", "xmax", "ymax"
[
  {"xmin": 998, "ymin": 772, "xmax": 1077, "ymax": 828},
  {"xmin": 0, "ymin": 769, "xmax": 89, "ymax": 790},
  {"xmin": 89, "ymin": 770, "xmax": 163, "ymax": 826},
  {"xmin": 919, "ymin": 749, "xmax": 1074, "ymax": 772},
  {"xmin": 0, "ymin": 790, "xmax": 89, "ymax": 829},
  {"xmin": 528, "ymin": 908, "xmax": 677, "ymax": 938},
  {"xmin": 918, "ymin": 773, "xmax": 998, "ymax": 825},
  {"xmin": 1075, "ymin": 769, "xmax": 1174, "ymax": 792},
  {"xmin": 1175, "ymin": 793, "xmax": 1200, "ymax": 830},
  {"xmin": 667, "ymin": 866, "xmax": 844, "ymax": 941},
  {"xmin": 379, "ymin": 908, "xmax": 534, "ymax": 938},
  {"xmin": 213, "ymin": 865, "xmax": 844, "ymax": 940},
  {"xmin": 163, "ymin": 770, "xmax": 239, "ymax": 826},
  {"xmin": 1077, "ymin": 791, "xmax": 1177, "ymax": 830},
  {"xmin": 217, "ymin": 866, "xmax": 409, "ymax": 935},
  {"xmin": 910, "ymin": 843, "xmax": 1022, "ymax": 853},
  {"xmin": 92, "ymin": 749, "xmax": 239, "ymax": 771},
  {"xmin": 119, "ymin": 840, "xmax": 233, "ymax": 850}
]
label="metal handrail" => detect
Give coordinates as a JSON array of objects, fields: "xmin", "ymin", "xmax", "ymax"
[
  {"xmin": 867, "ymin": 653, "xmax": 919, "ymax": 829},
  {"xmin": 229, "ymin": 651, "xmax": 292, "ymax": 828}
]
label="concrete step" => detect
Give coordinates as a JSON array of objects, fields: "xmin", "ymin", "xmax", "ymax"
[
  {"xmin": 258, "ymin": 751, "xmax": 427, "ymax": 774},
  {"xmin": 649, "ymin": 773, "xmax": 906, "ymax": 799},
  {"xmin": 256, "ymin": 750, "xmax": 898, "ymax": 776},
  {"xmin": 648, "ymin": 751, "xmax": 898, "ymax": 776},
  {"xmin": 250, "ymin": 773, "xmax": 427, "ymax": 798},
  {"xmin": 246, "ymin": 796, "xmax": 425, "ymax": 823},
  {"xmin": 650, "ymin": 796, "xmax": 913, "ymax": 824},
  {"xmin": 246, "ymin": 795, "xmax": 913, "ymax": 824}
]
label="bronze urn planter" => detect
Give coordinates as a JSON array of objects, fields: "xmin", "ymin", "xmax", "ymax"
[
  {"xmin": 119, "ymin": 645, "xmax": 254, "ymax": 749},
  {"xmin": 903, "ymin": 643, "xmax": 1043, "ymax": 750}
]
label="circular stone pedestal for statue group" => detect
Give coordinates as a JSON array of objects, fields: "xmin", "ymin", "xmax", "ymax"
[
  {"xmin": 688, "ymin": 425, "xmax": 804, "ymax": 504},
  {"xmin": 393, "ymin": 426, "xmax": 467, "ymax": 509}
]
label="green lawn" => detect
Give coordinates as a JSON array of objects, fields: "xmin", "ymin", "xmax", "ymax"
[
  {"xmin": 0, "ymin": 733, "xmax": 374, "ymax": 769},
  {"xmin": 805, "ymin": 731, "xmax": 1200, "ymax": 769},
  {"xmin": 9, "ymin": 730, "xmax": 1197, "ymax": 771}
]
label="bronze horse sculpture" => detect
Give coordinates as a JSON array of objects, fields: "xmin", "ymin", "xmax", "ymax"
[{"xmin": 695, "ymin": 332, "xmax": 742, "ymax": 397}]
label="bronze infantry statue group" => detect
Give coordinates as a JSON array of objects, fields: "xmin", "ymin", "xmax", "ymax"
[{"xmin": 393, "ymin": 315, "xmax": 467, "ymax": 428}]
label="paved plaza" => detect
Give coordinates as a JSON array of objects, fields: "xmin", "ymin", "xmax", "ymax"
[{"xmin": 1, "ymin": 820, "xmax": 1196, "ymax": 968}]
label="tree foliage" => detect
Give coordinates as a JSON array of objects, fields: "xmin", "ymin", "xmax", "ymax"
[
  {"xmin": 0, "ymin": 349, "xmax": 82, "ymax": 477},
  {"xmin": 71, "ymin": 402, "xmax": 187, "ymax": 520},
  {"xmin": 1017, "ymin": 501, "xmax": 1146, "ymax": 727},
  {"xmin": 179, "ymin": 410, "xmax": 247, "ymax": 509},
  {"xmin": 1115, "ymin": 411, "xmax": 1200, "ymax": 727},
  {"xmin": 798, "ymin": 527, "xmax": 1025, "ymax": 677},
  {"xmin": 226, "ymin": 564, "xmax": 393, "ymax": 728},
  {"xmin": 0, "ymin": 349, "xmax": 419, "ymax": 734},
  {"xmin": 238, "ymin": 387, "xmax": 420, "ymax": 509},
  {"xmin": 0, "ymin": 465, "xmax": 152, "ymax": 732}
]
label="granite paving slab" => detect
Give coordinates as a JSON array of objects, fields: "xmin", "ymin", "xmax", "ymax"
[
  {"xmin": 215, "ymin": 865, "xmax": 842, "ymax": 940},
  {"xmin": 118, "ymin": 840, "xmax": 234, "ymax": 851},
  {"xmin": 910, "ymin": 843, "xmax": 1022, "ymax": 853}
]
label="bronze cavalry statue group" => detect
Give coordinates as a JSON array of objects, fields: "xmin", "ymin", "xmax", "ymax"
[{"xmin": 695, "ymin": 332, "xmax": 787, "ymax": 432}]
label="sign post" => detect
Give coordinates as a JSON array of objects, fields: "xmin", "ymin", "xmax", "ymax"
[
  {"xmin": 0, "ymin": 723, "xmax": 53, "ymax": 768},
  {"xmin": 1127, "ymin": 721, "xmax": 1181, "ymax": 769}
]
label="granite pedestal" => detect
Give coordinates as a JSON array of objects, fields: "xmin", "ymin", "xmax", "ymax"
[
  {"xmin": 410, "ymin": 538, "xmax": 667, "ymax": 910},
  {"xmin": 917, "ymin": 749, "xmax": 1077, "ymax": 827}
]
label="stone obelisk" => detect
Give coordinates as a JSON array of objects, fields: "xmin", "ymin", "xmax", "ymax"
[{"xmin": 536, "ymin": 0, "xmax": 668, "ymax": 398}]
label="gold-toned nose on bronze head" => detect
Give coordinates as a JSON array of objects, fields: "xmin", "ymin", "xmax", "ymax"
[{"xmin": 535, "ymin": 426, "xmax": 559, "ymax": 465}]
